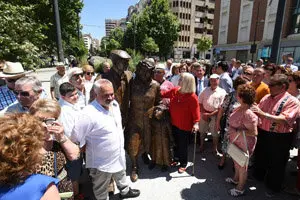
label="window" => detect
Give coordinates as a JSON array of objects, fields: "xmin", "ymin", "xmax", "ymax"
[
  {"xmin": 195, "ymin": 28, "xmax": 204, "ymax": 34},
  {"xmin": 180, "ymin": 1, "xmax": 183, "ymax": 7},
  {"xmin": 292, "ymin": 0, "xmax": 300, "ymax": 34},
  {"xmin": 195, "ymin": 5, "xmax": 205, "ymax": 12},
  {"xmin": 180, "ymin": 13, "xmax": 182, "ymax": 18}
]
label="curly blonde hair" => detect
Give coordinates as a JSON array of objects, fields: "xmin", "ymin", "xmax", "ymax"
[{"xmin": 0, "ymin": 113, "xmax": 45, "ymax": 186}]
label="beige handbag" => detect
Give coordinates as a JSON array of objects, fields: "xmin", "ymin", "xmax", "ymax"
[{"xmin": 227, "ymin": 131, "xmax": 249, "ymax": 167}]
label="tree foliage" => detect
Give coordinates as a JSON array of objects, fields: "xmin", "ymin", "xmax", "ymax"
[
  {"xmin": 142, "ymin": 36, "xmax": 159, "ymax": 54},
  {"xmin": 0, "ymin": 0, "xmax": 84, "ymax": 69},
  {"xmin": 100, "ymin": 27, "xmax": 124, "ymax": 57},
  {"xmin": 139, "ymin": 0, "xmax": 179, "ymax": 58},
  {"xmin": 197, "ymin": 36, "xmax": 213, "ymax": 54},
  {"xmin": 123, "ymin": 0, "xmax": 179, "ymax": 59}
]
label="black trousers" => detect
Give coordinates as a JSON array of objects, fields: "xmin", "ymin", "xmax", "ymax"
[
  {"xmin": 172, "ymin": 126, "xmax": 189, "ymax": 167},
  {"xmin": 253, "ymin": 128, "xmax": 293, "ymax": 192}
]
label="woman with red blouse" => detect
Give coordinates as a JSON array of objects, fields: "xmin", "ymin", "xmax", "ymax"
[{"xmin": 161, "ymin": 72, "xmax": 200, "ymax": 173}]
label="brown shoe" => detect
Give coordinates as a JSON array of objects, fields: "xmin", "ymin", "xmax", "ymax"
[{"xmin": 130, "ymin": 171, "xmax": 138, "ymax": 182}]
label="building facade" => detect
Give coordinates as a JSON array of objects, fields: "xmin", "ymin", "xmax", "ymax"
[
  {"xmin": 105, "ymin": 19, "xmax": 120, "ymax": 36},
  {"xmin": 83, "ymin": 34, "xmax": 92, "ymax": 51},
  {"xmin": 213, "ymin": 0, "xmax": 300, "ymax": 64},
  {"xmin": 170, "ymin": 0, "xmax": 215, "ymax": 61}
]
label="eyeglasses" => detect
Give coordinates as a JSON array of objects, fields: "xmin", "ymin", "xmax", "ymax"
[
  {"xmin": 268, "ymin": 83, "xmax": 280, "ymax": 87},
  {"xmin": 287, "ymin": 59, "xmax": 293, "ymax": 62},
  {"xmin": 84, "ymin": 72, "xmax": 95, "ymax": 76},
  {"xmin": 13, "ymin": 90, "xmax": 32, "ymax": 97},
  {"xmin": 72, "ymin": 73, "xmax": 83, "ymax": 79},
  {"xmin": 6, "ymin": 79, "xmax": 18, "ymax": 83},
  {"xmin": 265, "ymin": 68, "xmax": 273, "ymax": 71},
  {"xmin": 154, "ymin": 70, "xmax": 163, "ymax": 74},
  {"xmin": 244, "ymin": 72, "xmax": 253, "ymax": 76}
]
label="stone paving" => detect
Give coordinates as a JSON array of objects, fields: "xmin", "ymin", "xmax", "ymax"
[{"xmin": 109, "ymin": 142, "xmax": 299, "ymax": 200}]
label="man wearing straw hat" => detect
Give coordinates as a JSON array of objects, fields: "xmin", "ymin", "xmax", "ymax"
[{"xmin": 0, "ymin": 62, "xmax": 32, "ymax": 110}]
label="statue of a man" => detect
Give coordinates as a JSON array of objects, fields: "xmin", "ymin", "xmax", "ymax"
[
  {"xmin": 101, "ymin": 50, "xmax": 132, "ymax": 127},
  {"xmin": 125, "ymin": 59, "xmax": 161, "ymax": 182}
]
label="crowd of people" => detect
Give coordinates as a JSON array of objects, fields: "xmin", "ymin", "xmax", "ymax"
[{"xmin": 0, "ymin": 52, "xmax": 300, "ymax": 199}]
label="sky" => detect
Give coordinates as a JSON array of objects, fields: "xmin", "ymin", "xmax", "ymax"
[{"xmin": 80, "ymin": 0, "xmax": 138, "ymax": 40}]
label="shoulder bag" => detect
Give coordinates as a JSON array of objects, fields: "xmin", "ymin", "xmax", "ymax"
[{"xmin": 227, "ymin": 131, "xmax": 249, "ymax": 167}]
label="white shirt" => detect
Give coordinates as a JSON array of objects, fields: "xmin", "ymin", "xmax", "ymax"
[
  {"xmin": 76, "ymin": 89, "xmax": 86, "ymax": 110},
  {"xmin": 50, "ymin": 72, "xmax": 69, "ymax": 99},
  {"xmin": 71, "ymin": 100, "xmax": 126, "ymax": 173},
  {"xmin": 280, "ymin": 64, "xmax": 298, "ymax": 72},
  {"xmin": 198, "ymin": 86, "xmax": 226, "ymax": 112},
  {"xmin": 170, "ymin": 74, "xmax": 180, "ymax": 86},
  {"xmin": 58, "ymin": 98, "xmax": 80, "ymax": 138},
  {"xmin": 84, "ymin": 77, "xmax": 95, "ymax": 105}
]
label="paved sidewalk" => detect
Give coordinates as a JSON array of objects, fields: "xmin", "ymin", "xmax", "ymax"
[{"xmin": 107, "ymin": 143, "xmax": 299, "ymax": 200}]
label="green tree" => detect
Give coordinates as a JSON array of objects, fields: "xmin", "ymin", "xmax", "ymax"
[
  {"xmin": 196, "ymin": 36, "xmax": 213, "ymax": 59},
  {"xmin": 0, "ymin": 0, "xmax": 85, "ymax": 68},
  {"xmin": 0, "ymin": 2, "xmax": 46, "ymax": 69},
  {"xmin": 100, "ymin": 27, "xmax": 124, "ymax": 56},
  {"xmin": 141, "ymin": 36, "xmax": 159, "ymax": 55},
  {"xmin": 138, "ymin": 0, "xmax": 180, "ymax": 58}
]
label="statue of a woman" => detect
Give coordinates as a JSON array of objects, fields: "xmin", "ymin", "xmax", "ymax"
[{"xmin": 126, "ymin": 59, "xmax": 161, "ymax": 182}]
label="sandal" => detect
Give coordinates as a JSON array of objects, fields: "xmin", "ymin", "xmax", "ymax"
[
  {"xmin": 225, "ymin": 177, "xmax": 238, "ymax": 185},
  {"xmin": 178, "ymin": 167, "xmax": 186, "ymax": 174},
  {"xmin": 228, "ymin": 188, "xmax": 245, "ymax": 197}
]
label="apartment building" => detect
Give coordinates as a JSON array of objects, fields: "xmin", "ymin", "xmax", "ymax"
[
  {"xmin": 170, "ymin": 0, "xmax": 215, "ymax": 60},
  {"xmin": 213, "ymin": 0, "xmax": 300, "ymax": 64},
  {"xmin": 83, "ymin": 34, "xmax": 92, "ymax": 50},
  {"xmin": 105, "ymin": 19, "xmax": 120, "ymax": 36}
]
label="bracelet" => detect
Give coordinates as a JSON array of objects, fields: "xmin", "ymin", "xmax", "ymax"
[
  {"xmin": 58, "ymin": 135, "xmax": 68, "ymax": 144},
  {"xmin": 265, "ymin": 113, "xmax": 271, "ymax": 119}
]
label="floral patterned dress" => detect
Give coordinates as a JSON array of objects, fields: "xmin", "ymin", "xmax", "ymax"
[{"xmin": 221, "ymin": 91, "xmax": 240, "ymax": 153}]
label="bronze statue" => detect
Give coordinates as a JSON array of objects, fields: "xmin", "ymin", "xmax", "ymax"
[
  {"xmin": 101, "ymin": 50, "xmax": 132, "ymax": 127},
  {"xmin": 148, "ymin": 105, "xmax": 174, "ymax": 172},
  {"xmin": 125, "ymin": 59, "xmax": 161, "ymax": 182}
]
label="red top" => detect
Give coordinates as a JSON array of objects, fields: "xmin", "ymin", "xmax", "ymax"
[{"xmin": 161, "ymin": 87, "xmax": 200, "ymax": 131}]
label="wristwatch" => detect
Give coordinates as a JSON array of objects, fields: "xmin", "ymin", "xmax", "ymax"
[{"xmin": 58, "ymin": 135, "xmax": 68, "ymax": 144}]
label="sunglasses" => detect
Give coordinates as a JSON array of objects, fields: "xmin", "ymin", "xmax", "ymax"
[
  {"xmin": 6, "ymin": 79, "xmax": 18, "ymax": 83},
  {"xmin": 268, "ymin": 83, "xmax": 280, "ymax": 87},
  {"xmin": 13, "ymin": 90, "xmax": 32, "ymax": 97},
  {"xmin": 244, "ymin": 72, "xmax": 253, "ymax": 76},
  {"xmin": 84, "ymin": 72, "xmax": 95, "ymax": 76},
  {"xmin": 72, "ymin": 73, "xmax": 83, "ymax": 79}
]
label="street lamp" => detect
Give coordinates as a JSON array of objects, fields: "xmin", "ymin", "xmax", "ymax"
[{"xmin": 250, "ymin": 0, "xmax": 264, "ymax": 63}]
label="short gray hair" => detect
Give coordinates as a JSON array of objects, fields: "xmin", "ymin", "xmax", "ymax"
[
  {"xmin": 15, "ymin": 76, "xmax": 42, "ymax": 93},
  {"xmin": 93, "ymin": 79, "xmax": 113, "ymax": 94}
]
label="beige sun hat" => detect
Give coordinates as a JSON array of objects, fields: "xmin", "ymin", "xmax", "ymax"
[
  {"xmin": 0, "ymin": 61, "xmax": 32, "ymax": 78},
  {"xmin": 67, "ymin": 67, "xmax": 83, "ymax": 80}
]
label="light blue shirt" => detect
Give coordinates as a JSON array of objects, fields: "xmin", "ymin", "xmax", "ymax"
[{"xmin": 219, "ymin": 72, "xmax": 233, "ymax": 94}]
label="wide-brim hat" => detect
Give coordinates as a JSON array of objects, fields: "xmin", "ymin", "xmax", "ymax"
[{"xmin": 0, "ymin": 61, "xmax": 32, "ymax": 78}]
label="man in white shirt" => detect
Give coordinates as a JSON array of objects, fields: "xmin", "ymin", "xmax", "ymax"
[
  {"xmin": 68, "ymin": 67, "xmax": 86, "ymax": 109},
  {"xmin": 198, "ymin": 74, "xmax": 226, "ymax": 155},
  {"xmin": 281, "ymin": 56, "xmax": 298, "ymax": 72},
  {"xmin": 71, "ymin": 79, "xmax": 140, "ymax": 200},
  {"xmin": 50, "ymin": 62, "xmax": 68, "ymax": 100},
  {"xmin": 58, "ymin": 82, "xmax": 82, "ymax": 198}
]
